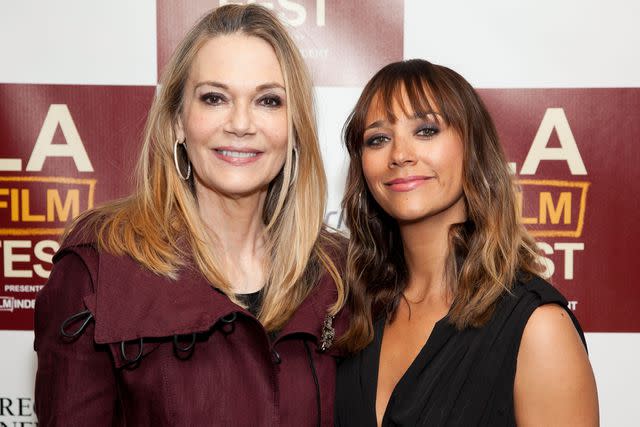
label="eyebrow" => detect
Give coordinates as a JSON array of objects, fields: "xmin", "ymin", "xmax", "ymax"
[
  {"xmin": 364, "ymin": 120, "xmax": 386, "ymax": 131},
  {"xmin": 364, "ymin": 112, "xmax": 442, "ymax": 131},
  {"xmin": 193, "ymin": 81, "xmax": 285, "ymax": 92},
  {"xmin": 256, "ymin": 83, "xmax": 285, "ymax": 91},
  {"xmin": 194, "ymin": 81, "xmax": 228, "ymax": 91}
]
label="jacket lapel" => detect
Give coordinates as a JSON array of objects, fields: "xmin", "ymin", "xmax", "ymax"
[
  {"xmin": 60, "ymin": 237, "xmax": 345, "ymax": 354},
  {"xmin": 86, "ymin": 251, "xmax": 240, "ymax": 344},
  {"xmin": 274, "ymin": 272, "xmax": 348, "ymax": 356}
]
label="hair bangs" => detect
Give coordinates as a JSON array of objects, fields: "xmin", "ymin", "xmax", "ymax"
[
  {"xmin": 404, "ymin": 71, "xmax": 444, "ymax": 122},
  {"xmin": 367, "ymin": 68, "xmax": 443, "ymax": 126}
]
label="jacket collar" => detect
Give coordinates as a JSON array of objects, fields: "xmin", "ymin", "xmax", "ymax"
[
  {"xmin": 273, "ymin": 271, "xmax": 346, "ymax": 355},
  {"xmin": 80, "ymin": 250, "xmax": 234, "ymax": 343},
  {"xmin": 74, "ymin": 248, "xmax": 343, "ymax": 353}
]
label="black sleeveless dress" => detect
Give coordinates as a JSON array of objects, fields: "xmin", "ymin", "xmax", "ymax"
[{"xmin": 335, "ymin": 275, "xmax": 586, "ymax": 426}]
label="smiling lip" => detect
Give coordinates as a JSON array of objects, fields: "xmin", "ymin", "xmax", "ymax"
[
  {"xmin": 213, "ymin": 146, "xmax": 263, "ymax": 165},
  {"xmin": 385, "ymin": 176, "xmax": 431, "ymax": 192}
]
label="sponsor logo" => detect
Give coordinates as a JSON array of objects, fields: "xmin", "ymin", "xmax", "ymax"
[
  {"xmin": 0, "ymin": 176, "xmax": 95, "ymax": 236},
  {"xmin": 505, "ymin": 106, "xmax": 590, "ymax": 282},
  {"xmin": 0, "ymin": 297, "xmax": 36, "ymax": 312},
  {"xmin": 517, "ymin": 179, "xmax": 589, "ymax": 238},
  {"xmin": 0, "ymin": 104, "xmax": 96, "ymax": 236},
  {"xmin": 0, "ymin": 296, "xmax": 14, "ymax": 312},
  {"xmin": 0, "ymin": 396, "xmax": 37, "ymax": 426}
]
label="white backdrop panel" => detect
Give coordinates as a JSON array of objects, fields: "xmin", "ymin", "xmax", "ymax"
[
  {"xmin": 315, "ymin": 86, "xmax": 361, "ymax": 229},
  {"xmin": 0, "ymin": 331, "xmax": 37, "ymax": 424},
  {"xmin": 586, "ymin": 333, "xmax": 640, "ymax": 427},
  {"xmin": 405, "ymin": 0, "xmax": 640, "ymax": 88},
  {"xmin": 0, "ymin": 0, "xmax": 157, "ymax": 85}
]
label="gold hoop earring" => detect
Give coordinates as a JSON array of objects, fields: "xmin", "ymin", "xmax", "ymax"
[{"xmin": 173, "ymin": 139, "xmax": 191, "ymax": 181}]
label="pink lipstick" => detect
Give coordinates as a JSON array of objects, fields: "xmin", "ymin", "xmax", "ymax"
[
  {"xmin": 385, "ymin": 176, "xmax": 431, "ymax": 192},
  {"xmin": 213, "ymin": 146, "xmax": 263, "ymax": 165}
]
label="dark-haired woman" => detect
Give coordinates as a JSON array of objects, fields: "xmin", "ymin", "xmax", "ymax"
[{"xmin": 335, "ymin": 59, "xmax": 598, "ymax": 426}]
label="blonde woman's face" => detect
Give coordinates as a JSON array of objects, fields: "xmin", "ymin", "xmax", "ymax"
[
  {"xmin": 361, "ymin": 91, "xmax": 466, "ymax": 224},
  {"xmin": 177, "ymin": 33, "xmax": 288, "ymax": 200}
]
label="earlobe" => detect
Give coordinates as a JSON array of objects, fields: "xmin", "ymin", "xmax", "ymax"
[{"xmin": 174, "ymin": 117, "xmax": 185, "ymax": 142}]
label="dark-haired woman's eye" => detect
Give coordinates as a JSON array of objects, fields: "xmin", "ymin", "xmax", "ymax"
[
  {"xmin": 200, "ymin": 92, "xmax": 226, "ymax": 105},
  {"xmin": 416, "ymin": 125, "xmax": 439, "ymax": 138},
  {"xmin": 364, "ymin": 135, "xmax": 389, "ymax": 148},
  {"xmin": 258, "ymin": 95, "xmax": 283, "ymax": 108}
]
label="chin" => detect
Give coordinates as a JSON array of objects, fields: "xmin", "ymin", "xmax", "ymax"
[
  {"xmin": 384, "ymin": 207, "xmax": 428, "ymax": 223},
  {"xmin": 224, "ymin": 183, "xmax": 271, "ymax": 198},
  {"xmin": 390, "ymin": 202, "xmax": 466, "ymax": 225},
  {"xmin": 198, "ymin": 177, "xmax": 272, "ymax": 199}
]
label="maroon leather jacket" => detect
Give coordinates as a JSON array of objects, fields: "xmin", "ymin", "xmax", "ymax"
[{"xmin": 34, "ymin": 231, "xmax": 348, "ymax": 426}]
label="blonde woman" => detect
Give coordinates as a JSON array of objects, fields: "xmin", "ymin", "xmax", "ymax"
[
  {"xmin": 34, "ymin": 5, "xmax": 346, "ymax": 426},
  {"xmin": 335, "ymin": 59, "xmax": 598, "ymax": 426}
]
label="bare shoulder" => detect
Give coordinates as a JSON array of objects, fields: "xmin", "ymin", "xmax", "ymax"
[
  {"xmin": 514, "ymin": 304, "xmax": 599, "ymax": 426},
  {"xmin": 521, "ymin": 304, "xmax": 582, "ymax": 349}
]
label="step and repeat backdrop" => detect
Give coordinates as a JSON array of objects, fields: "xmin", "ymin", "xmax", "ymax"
[{"xmin": 1, "ymin": 0, "xmax": 638, "ymax": 425}]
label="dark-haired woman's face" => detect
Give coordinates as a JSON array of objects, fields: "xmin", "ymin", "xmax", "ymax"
[{"xmin": 361, "ymin": 93, "xmax": 466, "ymax": 225}]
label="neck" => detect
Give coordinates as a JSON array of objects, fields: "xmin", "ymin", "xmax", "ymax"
[
  {"xmin": 195, "ymin": 183, "xmax": 269, "ymax": 293},
  {"xmin": 398, "ymin": 197, "xmax": 466, "ymax": 302}
]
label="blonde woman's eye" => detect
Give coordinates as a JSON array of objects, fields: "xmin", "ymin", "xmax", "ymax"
[
  {"xmin": 258, "ymin": 95, "xmax": 283, "ymax": 108},
  {"xmin": 200, "ymin": 92, "xmax": 226, "ymax": 105}
]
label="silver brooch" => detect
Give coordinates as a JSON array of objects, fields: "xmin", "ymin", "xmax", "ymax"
[{"xmin": 319, "ymin": 314, "xmax": 335, "ymax": 352}]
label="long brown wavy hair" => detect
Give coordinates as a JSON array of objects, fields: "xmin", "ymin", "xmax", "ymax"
[
  {"xmin": 63, "ymin": 4, "xmax": 345, "ymax": 332},
  {"xmin": 339, "ymin": 59, "xmax": 541, "ymax": 352}
]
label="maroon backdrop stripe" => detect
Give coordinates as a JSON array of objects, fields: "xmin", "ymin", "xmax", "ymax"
[
  {"xmin": 1, "ymin": 87, "xmax": 638, "ymax": 332},
  {"xmin": 0, "ymin": 84, "xmax": 155, "ymax": 330},
  {"xmin": 481, "ymin": 88, "xmax": 640, "ymax": 332}
]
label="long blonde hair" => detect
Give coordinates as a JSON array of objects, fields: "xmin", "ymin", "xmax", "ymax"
[
  {"xmin": 65, "ymin": 4, "xmax": 344, "ymax": 332},
  {"xmin": 339, "ymin": 59, "xmax": 541, "ymax": 352}
]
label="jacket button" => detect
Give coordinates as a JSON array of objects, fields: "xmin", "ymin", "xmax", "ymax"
[
  {"xmin": 271, "ymin": 349, "xmax": 281, "ymax": 364},
  {"xmin": 220, "ymin": 312, "xmax": 237, "ymax": 334}
]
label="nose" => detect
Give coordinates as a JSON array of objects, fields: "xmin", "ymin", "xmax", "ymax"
[
  {"xmin": 388, "ymin": 136, "xmax": 416, "ymax": 168},
  {"xmin": 225, "ymin": 101, "xmax": 254, "ymax": 136}
]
